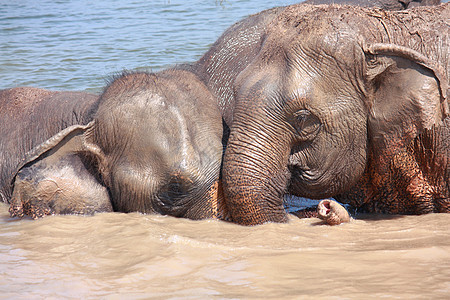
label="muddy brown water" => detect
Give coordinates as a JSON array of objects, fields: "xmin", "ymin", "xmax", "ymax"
[{"xmin": 1, "ymin": 202, "xmax": 449, "ymax": 299}]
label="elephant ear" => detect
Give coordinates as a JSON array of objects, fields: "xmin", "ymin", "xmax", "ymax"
[
  {"xmin": 12, "ymin": 121, "xmax": 108, "ymax": 186},
  {"xmin": 363, "ymin": 43, "xmax": 448, "ymax": 149}
]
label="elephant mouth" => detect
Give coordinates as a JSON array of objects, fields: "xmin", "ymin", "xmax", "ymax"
[
  {"xmin": 289, "ymin": 165, "xmax": 322, "ymax": 182},
  {"xmin": 288, "ymin": 165, "xmax": 335, "ymax": 198}
]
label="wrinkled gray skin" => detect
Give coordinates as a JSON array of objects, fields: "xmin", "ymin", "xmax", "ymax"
[
  {"xmin": 10, "ymin": 70, "xmax": 227, "ymax": 220},
  {"xmin": 303, "ymin": 0, "xmax": 440, "ymax": 10},
  {"xmin": 9, "ymin": 126, "xmax": 113, "ymax": 218},
  {"xmin": 222, "ymin": 4, "xmax": 449, "ymax": 225},
  {"xmin": 0, "ymin": 87, "xmax": 99, "ymax": 204},
  {"xmin": 189, "ymin": 7, "xmax": 285, "ymax": 127}
]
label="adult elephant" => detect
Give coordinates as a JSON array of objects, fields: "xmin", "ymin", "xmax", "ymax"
[
  {"xmin": 9, "ymin": 69, "xmax": 228, "ymax": 220},
  {"xmin": 0, "ymin": 87, "xmax": 99, "ymax": 203},
  {"xmin": 222, "ymin": 4, "xmax": 449, "ymax": 225}
]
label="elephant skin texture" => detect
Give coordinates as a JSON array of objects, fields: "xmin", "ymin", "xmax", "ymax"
[
  {"xmin": 189, "ymin": 6, "xmax": 284, "ymax": 126},
  {"xmin": 0, "ymin": 87, "xmax": 99, "ymax": 204},
  {"xmin": 9, "ymin": 70, "xmax": 229, "ymax": 220},
  {"xmin": 222, "ymin": 4, "xmax": 449, "ymax": 225},
  {"xmin": 302, "ymin": 0, "xmax": 440, "ymax": 10}
]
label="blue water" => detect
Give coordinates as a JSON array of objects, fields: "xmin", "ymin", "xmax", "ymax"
[{"xmin": 0, "ymin": 0, "xmax": 301, "ymax": 92}]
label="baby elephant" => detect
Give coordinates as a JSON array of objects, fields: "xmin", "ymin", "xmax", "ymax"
[{"xmin": 10, "ymin": 69, "xmax": 228, "ymax": 220}]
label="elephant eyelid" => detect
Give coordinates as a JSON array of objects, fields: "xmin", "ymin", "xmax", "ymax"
[
  {"xmin": 294, "ymin": 110, "xmax": 309, "ymax": 121},
  {"xmin": 292, "ymin": 109, "xmax": 321, "ymax": 141}
]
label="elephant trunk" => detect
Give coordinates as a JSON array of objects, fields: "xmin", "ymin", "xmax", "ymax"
[
  {"xmin": 222, "ymin": 118, "xmax": 292, "ymax": 225},
  {"xmin": 317, "ymin": 199, "xmax": 351, "ymax": 225}
]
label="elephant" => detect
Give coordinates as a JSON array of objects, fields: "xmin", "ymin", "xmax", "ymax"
[
  {"xmin": 9, "ymin": 69, "xmax": 229, "ymax": 220},
  {"xmin": 302, "ymin": 0, "xmax": 440, "ymax": 10},
  {"xmin": 8, "ymin": 124, "xmax": 114, "ymax": 218},
  {"xmin": 221, "ymin": 3, "xmax": 449, "ymax": 225},
  {"xmin": 187, "ymin": 1, "xmax": 443, "ymax": 223},
  {"xmin": 1, "ymin": 6, "xmax": 285, "ymax": 220},
  {"xmin": 0, "ymin": 87, "xmax": 99, "ymax": 204}
]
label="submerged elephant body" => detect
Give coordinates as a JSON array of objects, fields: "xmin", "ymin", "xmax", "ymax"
[
  {"xmin": 222, "ymin": 4, "xmax": 449, "ymax": 224},
  {"xmin": 10, "ymin": 70, "xmax": 227, "ymax": 220},
  {"xmin": 10, "ymin": 143, "xmax": 113, "ymax": 219}
]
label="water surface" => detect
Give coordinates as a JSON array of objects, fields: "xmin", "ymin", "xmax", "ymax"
[
  {"xmin": 1, "ymin": 203, "xmax": 449, "ymax": 299},
  {"xmin": 0, "ymin": 0, "xmax": 300, "ymax": 92}
]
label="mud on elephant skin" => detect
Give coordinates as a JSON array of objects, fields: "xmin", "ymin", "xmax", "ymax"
[
  {"xmin": 10, "ymin": 69, "xmax": 229, "ymax": 220},
  {"xmin": 0, "ymin": 87, "xmax": 99, "ymax": 204},
  {"xmin": 222, "ymin": 4, "xmax": 449, "ymax": 225},
  {"xmin": 302, "ymin": 0, "xmax": 441, "ymax": 10}
]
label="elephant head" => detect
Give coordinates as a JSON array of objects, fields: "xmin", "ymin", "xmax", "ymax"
[
  {"xmin": 10, "ymin": 70, "xmax": 228, "ymax": 220},
  {"xmin": 222, "ymin": 4, "xmax": 448, "ymax": 225}
]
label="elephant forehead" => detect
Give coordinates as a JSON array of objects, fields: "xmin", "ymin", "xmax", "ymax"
[
  {"xmin": 284, "ymin": 61, "xmax": 357, "ymax": 111},
  {"xmin": 123, "ymin": 90, "xmax": 167, "ymax": 110}
]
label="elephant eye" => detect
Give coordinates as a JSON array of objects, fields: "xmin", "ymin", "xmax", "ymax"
[{"xmin": 292, "ymin": 110, "xmax": 322, "ymax": 141}]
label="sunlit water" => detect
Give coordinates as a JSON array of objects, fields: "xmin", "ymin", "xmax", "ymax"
[
  {"xmin": 0, "ymin": 0, "xmax": 300, "ymax": 92},
  {"xmin": 1, "ymin": 1, "xmax": 450, "ymax": 298}
]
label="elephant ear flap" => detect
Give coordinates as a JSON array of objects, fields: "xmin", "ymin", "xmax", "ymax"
[
  {"xmin": 12, "ymin": 121, "xmax": 107, "ymax": 185},
  {"xmin": 363, "ymin": 43, "xmax": 448, "ymax": 146}
]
